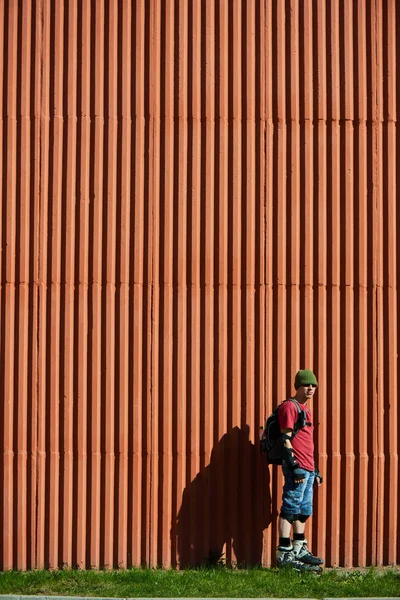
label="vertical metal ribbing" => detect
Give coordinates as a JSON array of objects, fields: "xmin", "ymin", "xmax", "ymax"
[
  {"xmin": 242, "ymin": 0, "xmax": 256, "ymax": 563},
  {"xmin": 256, "ymin": 0, "xmax": 268, "ymax": 569},
  {"xmin": 354, "ymin": 0, "xmax": 369, "ymax": 569},
  {"xmin": 102, "ymin": 0, "xmax": 117, "ymax": 569},
  {"xmin": 341, "ymin": 0, "xmax": 355, "ymax": 567},
  {"xmin": 28, "ymin": 0, "xmax": 41, "ymax": 568},
  {"xmin": 383, "ymin": 0, "xmax": 398, "ymax": 567},
  {"xmin": 147, "ymin": 0, "xmax": 160, "ymax": 568},
  {"xmin": 228, "ymin": 0, "xmax": 242, "ymax": 566},
  {"xmin": 198, "ymin": 0, "xmax": 215, "ymax": 564},
  {"xmin": 174, "ymin": 0, "xmax": 188, "ymax": 569},
  {"xmin": 263, "ymin": 0, "xmax": 274, "ymax": 566},
  {"xmin": 17, "ymin": 0, "xmax": 33, "ymax": 571},
  {"xmin": 89, "ymin": 0, "xmax": 104, "ymax": 570},
  {"xmin": 184, "ymin": 0, "xmax": 201, "ymax": 568},
  {"xmin": 273, "ymin": 0, "xmax": 287, "ymax": 404},
  {"xmin": 116, "ymin": 0, "xmax": 132, "ymax": 571},
  {"xmin": 34, "ymin": 0, "xmax": 46, "ymax": 570},
  {"xmin": 2, "ymin": 0, "xmax": 18, "ymax": 572},
  {"xmin": 371, "ymin": 0, "xmax": 385, "ymax": 567},
  {"xmin": 75, "ymin": 0, "xmax": 90, "ymax": 570},
  {"xmin": 61, "ymin": 0, "xmax": 77, "ymax": 569},
  {"xmin": 214, "ymin": 0, "xmax": 229, "ymax": 565},
  {"xmin": 1, "ymin": 0, "xmax": 400, "ymax": 570},
  {"xmin": 300, "ymin": 0, "xmax": 314, "ymax": 369},
  {"xmin": 130, "ymin": 0, "xmax": 145, "ymax": 569},
  {"xmin": 36, "ymin": 0, "xmax": 50, "ymax": 570},
  {"xmin": 326, "ymin": 0, "xmax": 341, "ymax": 568},
  {"xmin": 313, "ymin": 0, "xmax": 328, "ymax": 565},
  {"xmin": 288, "ymin": 0, "xmax": 301, "ymax": 380},
  {"xmin": 270, "ymin": 0, "xmax": 286, "ymax": 559},
  {"xmin": 159, "ymin": 0, "xmax": 174, "ymax": 569},
  {"xmin": 0, "ymin": 0, "xmax": 5, "ymax": 571},
  {"xmin": 47, "ymin": 0, "xmax": 64, "ymax": 569}
]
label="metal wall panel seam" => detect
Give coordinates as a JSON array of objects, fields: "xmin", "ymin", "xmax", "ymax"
[
  {"xmin": 17, "ymin": 0, "xmax": 34, "ymax": 571},
  {"xmin": 385, "ymin": 0, "xmax": 397, "ymax": 122},
  {"xmin": 272, "ymin": 1, "xmax": 288, "ymax": 405},
  {"xmin": 312, "ymin": 0, "xmax": 328, "ymax": 562},
  {"xmin": 299, "ymin": 0, "xmax": 314, "ymax": 367},
  {"xmin": 2, "ymin": 0, "xmax": 19, "ymax": 572},
  {"xmin": 185, "ymin": 0, "xmax": 202, "ymax": 569},
  {"xmin": 29, "ymin": 1, "xmax": 41, "ymax": 562},
  {"xmin": 102, "ymin": 0, "xmax": 118, "ymax": 569},
  {"xmin": 201, "ymin": 0, "xmax": 216, "ymax": 563},
  {"xmin": 302, "ymin": 0, "xmax": 313, "ymax": 121},
  {"xmin": 354, "ymin": 104, "xmax": 369, "ymax": 564},
  {"xmin": 143, "ymin": 0, "xmax": 156, "ymax": 567},
  {"xmin": 298, "ymin": 0, "xmax": 314, "ymax": 545},
  {"xmin": 263, "ymin": 42, "xmax": 274, "ymax": 562},
  {"xmin": 34, "ymin": 0, "xmax": 46, "ymax": 569},
  {"xmin": 130, "ymin": 0, "xmax": 145, "ymax": 568},
  {"xmin": 382, "ymin": 0, "xmax": 398, "ymax": 564},
  {"xmin": 174, "ymin": 0, "xmax": 188, "ymax": 570},
  {"xmin": 241, "ymin": 0, "xmax": 256, "ymax": 563},
  {"xmin": 228, "ymin": 0, "xmax": 243, "ymax": 567},
  {"xmin": 326, "ymin": 0, "xmax": 341, "ymax": 563},
  {"xmin": 259, "ymin": 0, "xmax": 270, "ymax": 569},
  {"xmin": 89, "ymin": 0, "xmax": 105, "ymax": 569},
  {"xmin": 159, "ymin": 0, "xmax": 174, "ymax": 568},
  {"xmin": 214, "ymin": 0, "xmax": 230, "ymax": 569},
  {"xmin": 36, "ymin": 0, "xmax": 52, "ymax": 571},
  {"xmin": 61, "ymin": 0, "xmax": 77, "ymax": 569},
  {"xmin": 75, "ymin": 0, "xmax": 90, "ymax": 570},
  {"xmin": 383, "ymin": 117, "xmax": 398, "ymax": 564},
  {"xmin": 147, "ymin": 0, "xmax": 161, "ymax": 567},
  {"xmin": 116, "ymin": 0, "xmax": 132, "ymax": 570},
  {"xmin": 341, "ymin": 0, "xmax": 356, "ymax": 565},
  {"xmin": 161, "ymin": 0, "xmax": 174, "ymax": 566},
  {"xmin": 271, "ymin": 1, "xmax": 286, "ymax": 423},
  {"xmin": 371, "ymin": 0, "xmax": 385, "ymax": 566},
  {"xmin": 0, "ymin": 10, "xmax": 3, "ymax": 507},
  {"xmin": 47, "ymin": 0, "xmax": 64, "ymax": 568},
  {"xmin": 329, "ymin": 0, "xmax": 340, "ymax": 124}
]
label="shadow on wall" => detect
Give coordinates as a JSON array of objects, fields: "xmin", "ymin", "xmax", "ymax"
[{"xmin": 173, "ymin": 425, "xmax": 273, "ymax": 567}]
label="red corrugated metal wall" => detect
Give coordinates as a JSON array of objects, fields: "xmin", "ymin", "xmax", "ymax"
[{"xmin": 0, "ymin": 0, "xmax": 399, "ymax": 569}]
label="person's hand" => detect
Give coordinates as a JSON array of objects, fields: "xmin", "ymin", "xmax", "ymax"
[
  {"xmin": 292, "ymin": 467, "xmax": 305, "ymax": 484},
  {"xmin": 314, "ymin": 471, "xmax": 323, "ymax": 487},
  {"xmin": 314, "ymin": 467, "xmax": 324, "ymax": 487}
]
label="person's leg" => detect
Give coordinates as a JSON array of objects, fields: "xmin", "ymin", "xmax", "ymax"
[
  {"xmin": 278, "ymin": 516, "xmax": 292, "ymax": 551},
  {"xmin": 292, "ymin": 520, "xmax": 307, "ymax": 557},
  {"xmin": 278, "ymin": 516, "xmax": 292, "ymax": 538},
  {"xmin": 277, "ymin": 466, "xmax": 320, "ymax": 571},
  {"xmin": 278, "ymin": 465, "xmax": 301, "ymax": 548},
  {"xmin": 292, "ymin": 471, "xmax": 323, "ymax": 565},
  {"xmin": 279, "ymin": 464, "xmax": 302, "ymax": 527},
  {"xmin": 292, "ymin": 520, "xmax": 306, "ymax": 535}
]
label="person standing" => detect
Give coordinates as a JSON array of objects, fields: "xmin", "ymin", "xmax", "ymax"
[{"xmin": 276, "ymin": 369, "xmax": 323, "ymax": 572}]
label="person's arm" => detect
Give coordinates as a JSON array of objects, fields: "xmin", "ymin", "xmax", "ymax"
[
  {"xmin": 280, "ymin": 427, "xmax": 305, "ymax": 484},
  {"xmin": 314, "ymin": 465, "xmax": 323, "ymax": 487}
]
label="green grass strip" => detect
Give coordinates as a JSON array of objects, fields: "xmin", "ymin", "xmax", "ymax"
[{"xmin": 0, "ymin": 567, "xmax": 399, "ymax": 599}]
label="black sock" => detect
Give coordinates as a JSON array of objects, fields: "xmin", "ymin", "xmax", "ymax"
[
  {"xmin": 279, "ymin": 537, "xmax": 291, "ymax": 548},
  {"xmin": 293, "ymin": 533, "xmax": 305, "ymax": 541}
]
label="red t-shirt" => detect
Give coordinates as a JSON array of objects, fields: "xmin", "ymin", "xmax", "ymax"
[{"xmin": 278, "ymin": 399, "xmax": 314, "ymax": 471}]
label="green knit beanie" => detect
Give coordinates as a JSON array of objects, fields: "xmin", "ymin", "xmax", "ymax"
[{"xmin": 294, "ymin": 369, "xmax": 318, "ymax": 389}]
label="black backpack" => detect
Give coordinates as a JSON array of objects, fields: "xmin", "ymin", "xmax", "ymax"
[{"xmin": 260, "ymin": 398, "xmax": 307, "ymax": 464}]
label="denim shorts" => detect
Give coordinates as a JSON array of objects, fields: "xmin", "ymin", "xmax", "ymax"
[{"xmin": 281, "ymin": 463, "xmax": 315, "ymax": 518}]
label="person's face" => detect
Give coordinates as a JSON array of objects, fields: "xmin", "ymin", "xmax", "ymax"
[{"xmin": 298, "ymin": 383, "xmax": 317, "ymax": 400}]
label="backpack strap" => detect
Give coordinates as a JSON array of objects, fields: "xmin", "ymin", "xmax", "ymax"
[{"xmin": 283, "ymin": 398, "xmax": 308, "ymax": 438}]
